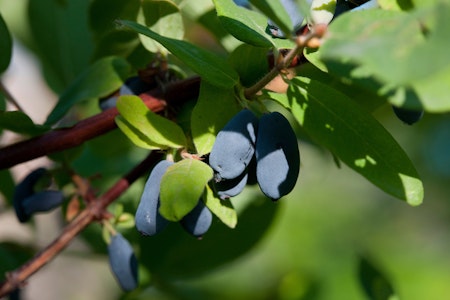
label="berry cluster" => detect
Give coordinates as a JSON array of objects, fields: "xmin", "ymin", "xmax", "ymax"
[
  {"xmin": 135, "ymin": 160, "xmax": 212, "ymax": 238},
  {"xmin": 209, "ymin": 110, "xmax": 300, "ymax": 201}
]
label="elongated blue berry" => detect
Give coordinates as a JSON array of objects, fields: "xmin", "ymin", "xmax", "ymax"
[
  {"xmin": 180, "ymin": 200, "xmax": 212, "ymax": 238},
  {"xmin": 13, "ymin": 168, "xmax": 64, "ymax": 223},
  {"xmin": 135, "ymin": 160, "xmax": 173, "ymax": 236},
  {"xmin": 215, "ymin": 171, "xmax": 248, "ymax": 199},
  {"xmin": 108, "ymin": 233, "xmax": 138, "ymax": 291},
  {"xmin": 22, "ymin": 190, "xmax": 65, "ymax": 217},
  {"xmin": 209, "ymin": 110, "xmax": 258, "ymax": 181},
  {"xmin": 256, "ymin": 112, "xmax": 300, "ymax": 200}
]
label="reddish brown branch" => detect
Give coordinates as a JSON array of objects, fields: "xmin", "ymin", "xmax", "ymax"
[
  {"xmin": 0, "ymin": 151, "xmax": 163, "ymax": 297},
  {"xmin": 0, "ymin": 75, "xmax": 201, "ymax": 296},
  {"xmin": 0, "ymin": 76, "xmax": 200, "ymax": 170}
]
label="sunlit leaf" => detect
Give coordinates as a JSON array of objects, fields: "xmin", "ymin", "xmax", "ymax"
[
  {"xmin": 204, "ymin": 185, "xmax": 237, "ymax": 228},
  {"xmin": 139, "ymin": 0, "xmax": 184, "ymax": 55},
  {"xmin": 116, "ymin": 95, "xmax": 187, "ymax": 149},
  {"xmin": 159, "ymin": 159, "xmax": 213, "ymax": 221},
  {"xmin": 321, "ymin": 4, "xmax": 450, "ymax": 112},
  {"xmin": 271, "ymin": 77, "xmax": 423, "ymax": 205},
  {"xmin": 213, "ymin": 0, "xmax": 272, "ymax": 47}
]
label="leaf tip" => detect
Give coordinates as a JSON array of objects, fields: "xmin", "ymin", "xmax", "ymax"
[{"xmin": 399, "ymin": 173, "xmax": 424, "ymax": 206}]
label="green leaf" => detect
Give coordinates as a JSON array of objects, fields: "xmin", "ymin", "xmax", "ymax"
[
  {"xmin": 275, "ymin": 77, "xmax": 423, "ymax": 205},
  {"xmin": 410, "ymin": 0, "xmax": 444, "ymax": 8},
  {"xmin": 229, "ymin": 44, "xmax": 270, "ymax": 87},
  {"xmin": 181, "ymin": 0, "xmax": 215, "ymax": 20},
  {"xmin": 0, "ymin": 13, "xmax": 12, "ymax": 73},
  {"xmin": 213, "ymin": 0, "xmax": 272, "ymax": 48},
  {"xmin": 204, "ymin": 185, "xmax": 237, "ymax": 228},
  {"xmin": 115, "ymin": 116, "xmax": 160, "ymax": 149},
  {"xmin": 102, "ymin": 224, "xmax": 112, "ymax": 245},
  {"xmin": 116, "ymin": 95, "xmax": 187, "ymax": 149},
  {"xmin": 159, "ymin": 159, "xmax": 213, "ymax": 221},
  {"xmin": 92, "ymin": 28, "xmax": 141, "ymax": 61},
  {"xmin": 139, "ymin": 0, "xmax": 184, "ymax": 55},
  {"xmin": 0, "ymin": 111, "xmax": 49, "ymax": 135},
  {"xmin": 45, "ymin": 56, "xmax": 132, "ymax": 125},
  {"xmin": 28, "ymin": 0, "xmax": 94, "ymax": 92},
  {"xmin": 248, "ymin": 0, "xmax": 293, "ymax": 37},
  {"xmin": 303, "ymin": 47, "xmax": 328, "ymax": 73},
  {"xmin": 115, "ymin": 212, "xmax": 135, "ymax": 229},
  {"xmin": 89, "ymin": 0, "xmax": 141, "ymax": 60},
  {"xmin": 321, "ymin": 10, "xmax": 424, "ymax": 85},
  {"xmin": 410, "ymin": 63, "xmax": 450, "ymax": 113},
  {"xmin": 190, "ymin": 81, "xmax": 241, "ymax": 155},
  {"xmin": 359, "ymin": 255, "xmax": 396, "ymax": 300},
  {"xmin": 89, "ymin": 0, "xmax": 140, "ymax": 40},
  {"xmin": 321, "ymin": 4, "xmax": 450, "ymax": 112},
  {"xmin": 117, "ymin": 20, "xmax": 239, "ymax": 88},
  {"xmin": 296, "ymin": 62, "xmax": 386, "ymax": 112},
  {"xmin": 378, "ymin": 0, "xmax": 413, "ymax": 10},
  {"xmin": 197, "ymin": 9, "xmax": 240, "ymax": 53}
]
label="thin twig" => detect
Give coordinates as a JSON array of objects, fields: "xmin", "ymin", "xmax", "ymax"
[
  {"xmin": 0, "ymin": 151, "xmax": 163, "ymax": 298},
  {"xmin": 244, "ymin": 25, "xmax": 326, "ymax": 99},
  {"xmin": 0, "ymin": 76, "xmax": 200, "ymax": 170}
]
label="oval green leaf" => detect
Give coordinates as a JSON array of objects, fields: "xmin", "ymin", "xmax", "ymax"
[
  {"xmin": 115, "ymin": 116, "xmax": 163, "ymax": 149},
  {"xmin": 321, "ymin": 4, "xmax": 450, "ymax": 112},
  {"xmin": 29, "ymin": 0, "xmax": 94, "ymax": 92},
  {"xmin": 0, "ymin": 111, "xmax": 49, "ymax": 136},
  {"xmin": 117, "ymin": 20, "xmax": 239, "ymax": 88},
  {"xmin": 204, "ymin": 185, "xmax": 237, "ymax": 228},
  {"xmin": 359, "ymin": 255, "xmax": 396, "ymax": 300},
  {"xmin": 213, "ymin": 0, "xmax": 272, "ymax": 48},
  {"xmin": 275, "ymin": 77, "xmax": 423, "ymax": 205},
  {"xmin": 159, "ymin": 159, "xmax": 214, "ymax": 221},
  {"xmin": 116, "ymin": 95, "xmax": 187, "ymax": 149},
  {"xmin": 139, "ymin": 0, "xmax": 184, "ymax": 55},
  {"xmin": 229, "ymin": 44, "xmax": 270, "ymax": 87}
]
